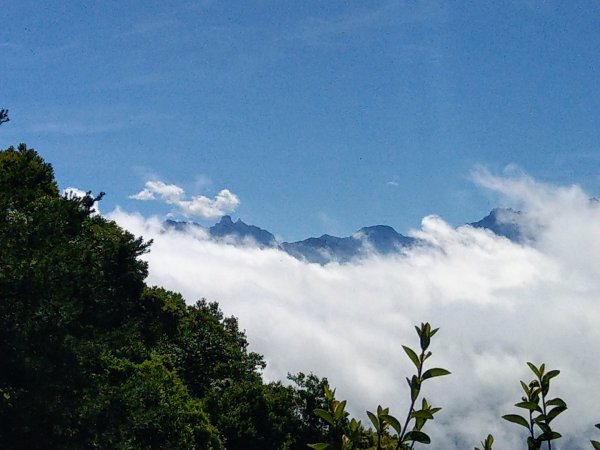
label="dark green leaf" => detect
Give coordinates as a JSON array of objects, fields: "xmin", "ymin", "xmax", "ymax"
[
  {"xmin": 538, "ymin": 431, "xmax": 561, "ymax": 441},
  {"xmin": 502, "ymin": 414, "xmax": 530, "ymax": 429},
  {"xmin": 527, "ymin": 362, "xmax": 541, "ymax": 378},
  {"xmin": 314, "ymin": 408, "xmax": 334, "ymax": 426},
  {"xmin": 541, "ymin": 383, "xmax": 550, "ymax": 397},
  {"xmin": 515, "ymin": 401, "xmax": 541, "ymax": 412},
  {"xmin": 402, "ymin": 345, "xmax": 421, "ymax": 369},
  {"xmin": 334, "ymin": 400, "xmax": 346, "ymax": 420},
  {"xmin": 323, "ymin": 385, "xmax": 335, "ymax": 403},
  {"xmin": 307, "ymin": 443, "xmax": 331, "ymax": 450},
  {"xmin": 421, "ymin": 368, "xmax": 451, "ymax": 380},
  {"xmin": 545, "ymin": 405, "xmax": 567, "ymax": 423},
  {"xmin": 423, "ymin": 323, "xmax": 431, "ymax": 335},
  {"xmin": 545, "ymin": 398, "xmax": 566, "ymax": 408},
  {"xmin": 537, "ymin": 422, "xmax": 551, "ymax": 434},
  {"xmin": 527, "ymin": 436, "xmax": 541, "ymax": 450},
  {"xmin": 412, "ymin": 409, "xmax": 434, "ymax": 420},
  {"xmin": 349, "ymin": 418, "xmax": 360, "ymax": 431},
  {"xmin": 591, "ymin": 440, "xmax": 600, "ymax": 450},
  {"xmin": 475, "ymin": 434, "xmax": 494, "ymax": 450},
  {"xmin": 367, "ymin": 410, "xmax": 380, "ymax": 431},
  {"xmin": 404, "ymin": 430, "xmax": 431, "ymax": 444},
  {"xmin": 420, "ymin": 334, "xmax": 431, "ymax": 352},
  {"xmin": 542, "ymin": 370, "xmax": 560, "ymax": 383},
  {"xmin": 409, "ymin": 375, "xmax": 421, "ymax": 402},
  {"xmin": 380, "ymin": 414, "xmax": 401, "ymax": 435}
]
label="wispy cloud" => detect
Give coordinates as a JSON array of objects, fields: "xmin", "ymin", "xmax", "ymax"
[
  {"xmin": 294, "ymin": 0, "xmax": 445, "ymax": 44},
  {"xmin": 30, "ymin": 121, "xmax": 127, "ymax": 135},
  {"xmin": 317, "ymin": 211, "xmax": 342, "ymax": 235},
  {"xmin": 110, "ymin": 171, "xmax": 600, "ymax": 449},
  {"xmin": 130, "ymin": 180, "xmax": 240, "ymax": 219},
  {"xmin": 29, "ymin": 111, "xmax": 160, "ymax": 136},
  {"xmin": 193, "ymin": 174, "xmax": 213, "ymax": 190}
]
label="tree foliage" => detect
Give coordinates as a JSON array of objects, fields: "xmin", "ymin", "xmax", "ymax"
[
  {"xmin": 0, "ymin": 144, "xmax": 328, "ymax": 449},
  {"xmin": 0, "ymin": 144, "xmax": 219, "ymax": 448}
]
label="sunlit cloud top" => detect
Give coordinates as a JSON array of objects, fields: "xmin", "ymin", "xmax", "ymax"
[{"xmin": 130, "ymin": 180, "xmax": 240, "ymax": 219}]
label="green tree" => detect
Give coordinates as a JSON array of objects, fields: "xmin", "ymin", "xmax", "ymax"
[
  {"xmin": 0, "ymin": 144, "xmax": 220, "ymax": 448},
  {"xmin": 85, "ymin": 354, "xmax": 222, "ymax": 449},
  {"xmin": 171, "ymin": 299, "xmax": 298, "ymax": 449},
  {"xmin": 0, "ymin": 144, "xmax": 58, "ymax": 208},
  {"xmin": 172, "ymin": 299, "xmax": 265, "ymax": 399},
  {"xmin": 286, "ymin": 372, "xmax": 331, "ymax": 445}
]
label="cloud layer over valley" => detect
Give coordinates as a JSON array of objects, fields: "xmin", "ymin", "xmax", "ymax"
[{"xmin": 109, "ymin": 172, "xmax": 600, "ymax": 449}]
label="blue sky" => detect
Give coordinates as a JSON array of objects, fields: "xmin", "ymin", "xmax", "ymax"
[
  {"xmin": 3, "ymin": 0, "xmax": 600, "ymax": 240},
  {"xmin": 5, "ymin": 4, "xmax": 600, "ymax": 444}
]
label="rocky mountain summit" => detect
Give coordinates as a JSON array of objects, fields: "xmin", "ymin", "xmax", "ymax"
[
  {"xmin": 468, "ymin": 207, "xmax": 523, "ymax": 242},
  {"xmin": 165, "ymin": 208, "xmax": 524, "ymax": 264}
]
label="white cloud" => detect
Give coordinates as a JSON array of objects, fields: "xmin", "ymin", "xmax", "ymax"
[
  {"xmin": 129, "ymin": 189, "xmax": 156, "ymax": 201},
  {"xmin": 193, "ymin": 174, "xmax": 213, "ymax": 190},
  {"xmin": 109, "ymin": 172, "xmax": 600, "ymax": 449},
  {"xmin": 63, "ymin": 186, "xmax": 88, "ymax": 198},
  {"xmin": 130, "ymin": 180, "xmax": 183, "ymax": 203},
  {"xmin": 129, "ymin": 180, "xmax": 239, "ymax": 219},
  {"xmin": 181, "ymin": 189, "xmax": 239, "ymax": 219}
]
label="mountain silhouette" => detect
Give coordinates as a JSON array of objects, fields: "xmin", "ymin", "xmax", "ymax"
[{"xmin": 164, "ymin": 208, "xmax": 524, "ymax": 264}]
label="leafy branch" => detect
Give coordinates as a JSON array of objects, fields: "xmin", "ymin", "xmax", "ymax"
[
  {"xmin": 308, "ymin": 384, "xmax": 363, "ymax": 450},
  {"xmin": 309, "ymin": 323, "xmax": 450, "ymax": 450},
  {"xmin": 501, "ymin": 362, "xmax": 566, "ymax": 450},
  {"xmin": 475, "ymin": 434, "xmax": 494, "ymax": 450}
]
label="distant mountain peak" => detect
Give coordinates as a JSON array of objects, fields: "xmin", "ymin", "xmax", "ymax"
[
  {"xmin": 210, "ymin": 215, "xmax": 277, "ymax": 248},
  {"xmin": 490, "ymin": 207, "xmax": 518, "ymax": 217},
  {"xmin": 280, "ymin": 223, "xmax": 416, "ymax": 264},
  {"xmin": 165, "ymin": 207, "xmax": 527, "ymax": 264},
  {"xmin": 469, "ymin": 207, "xmax": 523, "ymax": 241}
]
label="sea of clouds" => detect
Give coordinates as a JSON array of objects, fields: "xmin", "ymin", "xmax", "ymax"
[{"xmin": 108, "ymin": 170, "xmax": 600, "ymax": 449}]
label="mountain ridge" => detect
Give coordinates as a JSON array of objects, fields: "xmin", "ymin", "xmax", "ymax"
[{"xmin": 164, "ymin": 208, "xmax": 522, "ymax": 264}]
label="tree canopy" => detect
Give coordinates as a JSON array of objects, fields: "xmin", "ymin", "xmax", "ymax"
[{"xmin": 0, "ymin": 144, "xmax": 330, "ymax": 449}]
